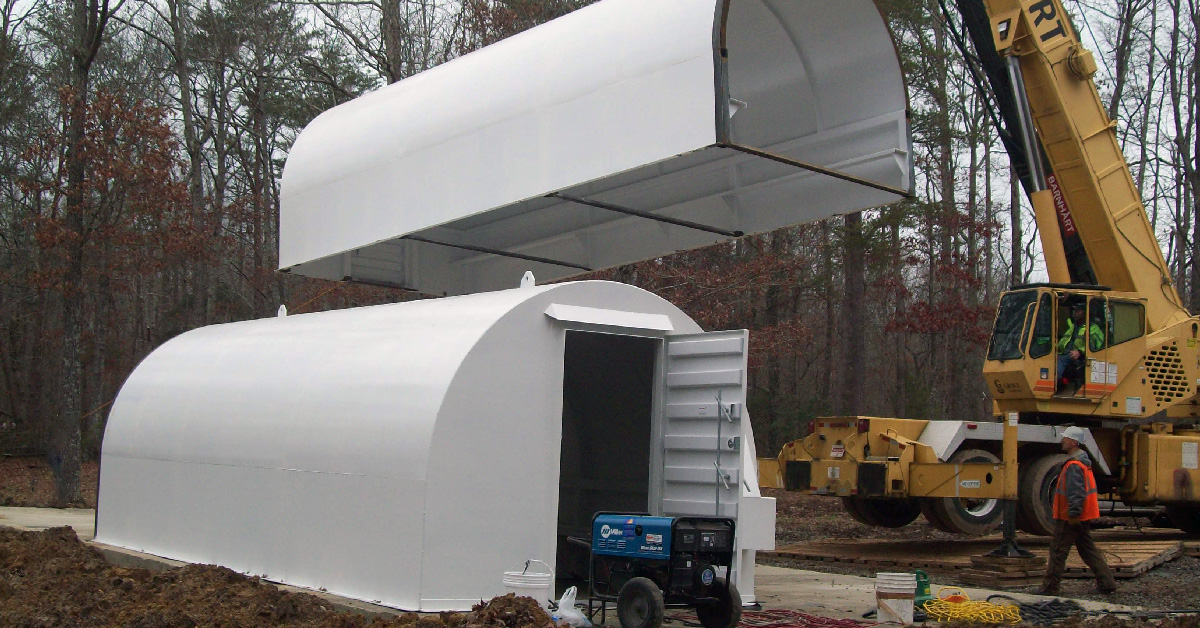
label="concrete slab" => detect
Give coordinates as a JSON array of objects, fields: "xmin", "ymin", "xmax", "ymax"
[
  {"xmin": 0, "ymin": 506, "xmax": 94, "ymax": 540},
  {"xmin": 753, "ymin": 564, "xmax": 1136, "ymax": 619},
  {"xmin": 92, "ymin": 542, "xmax": 188, "ymax": 571}
]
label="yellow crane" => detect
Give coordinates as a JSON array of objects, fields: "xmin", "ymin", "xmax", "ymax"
[{"xmin": 769, "ymin": 0, "xmax": 1200, "ymax": 537}]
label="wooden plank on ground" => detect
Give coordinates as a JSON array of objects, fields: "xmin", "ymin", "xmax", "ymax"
[{"xmin": 765, "ymin": 531, "xmax": 1184, "ymax": 581}]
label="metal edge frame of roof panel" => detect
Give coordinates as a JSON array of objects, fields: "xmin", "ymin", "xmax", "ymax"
[{"xmin": 279, "ymin": 0, "xmax": 913, "ymax": 296}]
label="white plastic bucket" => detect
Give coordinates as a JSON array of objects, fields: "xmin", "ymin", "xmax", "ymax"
[
  {"xmin": 876, "ymin": 572, "xmax": 917, "ymax": 593},
  {"xmin": 875, "ymin": 572, "xmax": 916, "ymax": 624},
  {"xmin": 502, "ymin": 560, "xmax": 555, "ymax": 609}
]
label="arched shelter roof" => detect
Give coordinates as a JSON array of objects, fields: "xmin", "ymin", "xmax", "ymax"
[
  {"xmin": 95, "ymin": 281, "xmax": 713, "ymax": 610},
  {"xmin": 280, "ymin": 0, "xmax": 910, "ymax": 296}
]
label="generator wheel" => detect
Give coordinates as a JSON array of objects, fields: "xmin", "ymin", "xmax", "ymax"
[
  {"xmin": 696, "ymin": 580, "xmax": 742, "ymax": 628},
  {"xmin": 843, "ymin": 497, "xmax": 921, "ymax": 528},
  {"xmin": 617, "ymin": 577, "xmax": 664, "ymax": 628},
  {"xmin": 921, "ymin": 449, "xmax": 1004, "ymax": 535},
  {"xmin": 1016, "ymin": 453, "xmax": 1068, "ymax": 536},
  {"xmin": 1166, "ymin": 504, "xmax": 1200, "ymax": 537}
]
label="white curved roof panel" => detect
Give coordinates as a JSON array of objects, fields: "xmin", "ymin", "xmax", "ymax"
[{"xmin": 281, "ymin": 0, "xmax": 911, "ymax": 295}]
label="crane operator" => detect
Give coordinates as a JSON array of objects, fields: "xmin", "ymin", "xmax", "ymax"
[{"xmin": 1056, "ymin": 302, "xmax": 1103, "ymax": 390}]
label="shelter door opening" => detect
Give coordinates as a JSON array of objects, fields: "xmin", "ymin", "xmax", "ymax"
[{"xmin": 556, "ymin": 331, "xmax": 657, "ymax": 588}]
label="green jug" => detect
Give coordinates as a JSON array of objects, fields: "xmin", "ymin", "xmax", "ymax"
[{"xmin": 914, "ymin": 569, "xmax": 933, "ymax": 609}]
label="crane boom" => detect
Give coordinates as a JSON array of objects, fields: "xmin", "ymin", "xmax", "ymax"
[{"xmin": 961, "ymin": 0, "xmax": 1188, "ymax": 331}]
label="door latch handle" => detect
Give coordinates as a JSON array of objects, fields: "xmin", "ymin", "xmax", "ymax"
[{"xmin": 713, "ymin": 462, "xmax": 731, "ymax": 489}]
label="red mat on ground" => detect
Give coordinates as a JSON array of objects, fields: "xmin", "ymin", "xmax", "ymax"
[{"xmin": 667, "ymin": 609, "xmax": 876, "ymax": 628}]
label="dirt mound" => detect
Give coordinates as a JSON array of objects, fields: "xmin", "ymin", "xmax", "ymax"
[
  {"xmin": 0, "ymin": 527, "xmax": 537, "ymax": 628},
  {"xmin": 469, "ymin": 594, "xmax": 554, "ymax": 628}
]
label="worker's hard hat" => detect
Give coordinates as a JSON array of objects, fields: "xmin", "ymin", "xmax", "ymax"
[
  {"xmin": 1062, "ymin": 426, "xmax": 1087, "ymax": 442},
  {"xmin": 1071, "ymin": 302, "xmax": 1086, "ymax": 311}
]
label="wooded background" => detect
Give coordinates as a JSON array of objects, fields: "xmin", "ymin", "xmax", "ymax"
[{"xmin": 0, "ymin": 0, "xmax": 1196, "ymax": 504}]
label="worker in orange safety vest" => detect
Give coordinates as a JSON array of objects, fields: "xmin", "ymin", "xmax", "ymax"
[{"xmin": 1039, "ymin": 426, "xmax": 1118, "ymax": 596}]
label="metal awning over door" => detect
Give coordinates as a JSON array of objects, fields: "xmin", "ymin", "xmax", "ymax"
[{"xmin": 280, "ymin": 0, "xmax": 911, "ymax": 296}]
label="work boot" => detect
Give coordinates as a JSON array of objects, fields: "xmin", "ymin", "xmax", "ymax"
[{"xmin": 1036, "ymin": 586, "xmax": 1060, "ymax": 597}]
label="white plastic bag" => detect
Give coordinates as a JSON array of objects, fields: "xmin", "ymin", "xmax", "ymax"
[{"xmin": 551, "ymin": 586, "xmax": 591, "ymax": 627}]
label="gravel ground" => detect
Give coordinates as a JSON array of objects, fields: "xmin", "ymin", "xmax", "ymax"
[
  {"xmin": 0, "ymin": 527, "xmax": 1193, "ymax": 628},
  {"xmin": 765, "ymin": 489, "xmax": 1200, "ymax": 612},
  {"xmin": 1, "ymin": 461, "xmax": 1196, "ymax": 622},
  {"xmin": 762, "ymin": 553, "xmax": 1200, "ymax": 610},
  {"xmin": 767, "ymin": 488, "xmax": 964, "ymax": 545}
]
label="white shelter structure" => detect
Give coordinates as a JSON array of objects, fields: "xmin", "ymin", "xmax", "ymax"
[
  {"xmin": 99, "ymin": 0, "xmax": 912, "ymax": 613},
  {"xmin": 280, "ymin": 0, "xmax": 911, "ymax": 296},
  {"xmin": 97, "ymin": 281, "xmax": 775, "ymax": 611}
]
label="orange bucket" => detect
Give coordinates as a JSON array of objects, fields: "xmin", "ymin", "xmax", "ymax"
[{"xmin": 938, "ymin": 587, "xmax": 969, "ymax": 604}]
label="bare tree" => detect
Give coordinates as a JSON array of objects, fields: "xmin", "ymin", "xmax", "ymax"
[
  {"xmin": 839, "ymin": 211, "xmax": 865, "ymax": 416},
  {"xmin": 1164, "ymin": 0, "xmax": 1199, "ymax": 309},
  {"xmin": 52, "ymin": 0, "xmax": 119, "ymax": 506},
  {"xmin": 306, "ymin": 0, "xmax": 462, "ymax": 84}
]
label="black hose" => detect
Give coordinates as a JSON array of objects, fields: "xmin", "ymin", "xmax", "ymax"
[
  {"xmin": 1101, "ymin": 610, "xmax": 1200, "ymax": 619},
  {"xmin": 987, "ymin": 595, "xmax": 1087, "ymax": 625},
  {"xmin": 986, "ymin": 594, "xmax": 1200, "ymax": 624}
]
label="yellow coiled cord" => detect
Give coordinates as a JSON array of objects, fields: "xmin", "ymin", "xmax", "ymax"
[{"xmin": 923, "ymin": 587, "xmax": 1022, "ymax": 624}]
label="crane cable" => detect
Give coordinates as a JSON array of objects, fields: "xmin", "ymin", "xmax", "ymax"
[
  {"xmin": 937, "ymin": 0, "xmax": 1185, "ymax": 310},
  {"xmin": 935, "ymin": 0, "xmax": 1014, "ymax": 152}
]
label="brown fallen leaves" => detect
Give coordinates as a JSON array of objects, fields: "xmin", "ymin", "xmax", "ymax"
[{"xmin": 0, "ymin": 457, "xmax": 99, "ymax": 508}]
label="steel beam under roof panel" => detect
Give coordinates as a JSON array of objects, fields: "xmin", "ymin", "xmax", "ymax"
[{"xmin": 280, "ymin": 0, "xmax": 913, "ymax": 296}]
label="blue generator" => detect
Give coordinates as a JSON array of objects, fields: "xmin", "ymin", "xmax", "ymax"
[{"xmin": 587, "ymin": 513, "xmax": 740, "ymax": 628}]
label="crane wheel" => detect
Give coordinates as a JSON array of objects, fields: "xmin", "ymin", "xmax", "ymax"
[
  {"xmin": 842, "ymin": 497, "xmax": 921, "ymax": 528},
  {"xmin": 1166, "ymin": 505, "xmax": 1200, "ymax": 537},
  {"xmin": 841, "ymin": 497, "xmax": 879, "ymax": 526},
  {"xmin": 918, "ymin": 498, "xmax": 957, "ymax": 532},
  {"xmin": 1016, "ymin": 453, "xmax": 1068, "ymax": 536},
  {"xmin": 920, "ymin": 449, "xmax": 1004, "ymax": 535}
]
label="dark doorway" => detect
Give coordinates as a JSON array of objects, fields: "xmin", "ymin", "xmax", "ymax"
[{"xmin": 556, "ymin": 331, "xmax": 658, "ymax": 587}]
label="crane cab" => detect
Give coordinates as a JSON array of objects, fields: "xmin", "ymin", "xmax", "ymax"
[{"xmin": 983, "ymin": 285, "xmax": 1154, "ymax": 415}]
